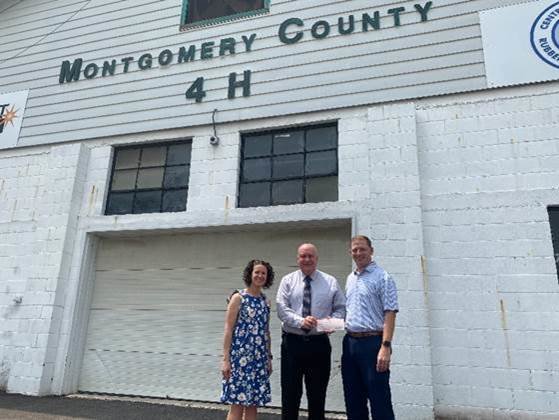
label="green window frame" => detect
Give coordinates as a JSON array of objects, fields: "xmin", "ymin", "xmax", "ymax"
[
  {"xmin": 238, "ymin": 123, "xmax": 339, "ymax": 208},
  {"xmin": 105, "ymin": 141, "xmax": 192, "ymax": 215},
  {"xmin": 181, "ymin": 0, "xmax": 270, "ymax": 28}
]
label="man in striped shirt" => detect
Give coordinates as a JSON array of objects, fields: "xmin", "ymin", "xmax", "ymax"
[{"xmin": 342, "ymin": 235, "xmax": 399, "ymax": 420}]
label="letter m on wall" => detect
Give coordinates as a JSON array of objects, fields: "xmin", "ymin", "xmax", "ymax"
[{"xmin": 59, "ymin": 59, "xmax": 83, "ymax": 84}]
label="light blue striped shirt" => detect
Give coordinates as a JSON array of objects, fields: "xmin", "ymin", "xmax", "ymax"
[{"xmin": 345, "ymin": 262, "xmax": 399, "ymax": 332}]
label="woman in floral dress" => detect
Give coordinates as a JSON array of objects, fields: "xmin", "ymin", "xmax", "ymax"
[{"xmin": 221, "ymin": 259, "xmax": 275, "ymax": 420}]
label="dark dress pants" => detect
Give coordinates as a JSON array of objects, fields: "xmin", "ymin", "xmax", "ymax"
[
  {"xmin": 281, "ymin": 332, "xmax": 331, "ymax": 420},
  {"xmin": 341, "ymin": 334, "xmax": 395, "ymax": 420}
]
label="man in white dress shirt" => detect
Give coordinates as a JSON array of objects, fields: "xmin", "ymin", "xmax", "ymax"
[{"xmin": 276, "ymin": 243, "xmax": 345, "ymax": 420}]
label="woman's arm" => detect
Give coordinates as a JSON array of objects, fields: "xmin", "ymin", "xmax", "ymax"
[
  {"xmin": 265, "ymin": 298, "xmax": 273, "ymax": 375},
  {"xmin": 221, "ymin": 293, "xmax": 242, "ymax": 380}
]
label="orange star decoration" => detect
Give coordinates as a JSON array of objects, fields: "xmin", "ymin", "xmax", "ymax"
[{"xmin": 0, "ymin": 105, "xmax": 19, "ymax": 127}]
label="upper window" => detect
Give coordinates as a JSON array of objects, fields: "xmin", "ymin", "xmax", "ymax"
[
  {"xmin": 105, "ymin": 141, "xmax": 191, "ymax": 215},
  {"xmin": 181, "ymin": 0, "xmax": 268, "ymax": 27},
  {"xmin": 548, "ymin": 206, "xmax": 559, "ymax": 282},
  {"xmin": 238, "ymin": 124, "xmax": 338, "ymax": 208}
]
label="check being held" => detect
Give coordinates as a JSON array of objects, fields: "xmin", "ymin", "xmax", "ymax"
[{"xmin": 316, "ymin": 318, "xmax": 345, "ymax": 332}]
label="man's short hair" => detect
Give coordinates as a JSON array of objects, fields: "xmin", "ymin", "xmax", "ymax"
[
  {"xmin": 297, "ymin": 243, "xmax": 318, "ymax": 256},
  {"xmin": 351, "ymin": 235, "xmax": 372, "ymax": 248}
]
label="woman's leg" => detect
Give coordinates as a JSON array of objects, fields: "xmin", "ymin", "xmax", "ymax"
[
  {"xmin": 243, "ymin": 406, "xmax": 257, "ymax": 420},
  {"xmin": 226, "ymin": 404, "xmax": 243, "ymax": 420}
]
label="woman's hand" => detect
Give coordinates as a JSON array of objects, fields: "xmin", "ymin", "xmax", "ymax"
[
  {"xmin": 221, "ymin": 359, "xmax": 232, "ymax": 380},
  {"xmin": 267, "ymin": 358, "xmax": 273, "ymax": 376}
]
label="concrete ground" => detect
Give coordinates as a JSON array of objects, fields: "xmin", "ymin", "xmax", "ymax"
[
  {"xmin": 0, "ymin": 392, "xmax": 346, "ymax": 419},
  {"xmin": 0, "ymin": 393, "xmax": 276, "ymax": 420}
]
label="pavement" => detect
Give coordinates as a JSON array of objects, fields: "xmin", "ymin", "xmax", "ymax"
[
  {"xmin": 0, "ymin": 392, "xmax": 278, "ymax": 420},
  {"xmin": 0, "ymin": 392, "xmax": 346, "ymax": 419}
]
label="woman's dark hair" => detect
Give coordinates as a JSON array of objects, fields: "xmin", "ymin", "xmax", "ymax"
[{"xmin": 242, "ymin": 259, "xmax": 275, "ymax": 289}]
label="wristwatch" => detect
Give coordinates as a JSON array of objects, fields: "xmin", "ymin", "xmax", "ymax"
[{"xmin": 382, "ymin": 340, "xmax": 392, "ymax": 349}]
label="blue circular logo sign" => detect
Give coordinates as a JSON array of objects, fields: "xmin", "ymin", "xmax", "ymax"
[{"xmin": 531, "ymin": 1, "xmax": 559, "ymax": 69}]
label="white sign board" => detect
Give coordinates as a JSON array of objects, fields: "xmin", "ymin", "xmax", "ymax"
[
  {"xmin": 0, "ymin": 90, "xmax": 29, "ymax": 150},
  {"xmin": 480, "ymin": 0, "xmax": 559, "ymax": 88}
]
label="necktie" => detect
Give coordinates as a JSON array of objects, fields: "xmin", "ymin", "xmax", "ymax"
[{"xmin": 302, "ymin": 276, "xmax": 312, "ymax": 318}]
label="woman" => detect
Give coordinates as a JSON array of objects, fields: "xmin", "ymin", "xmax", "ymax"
[{"xmin": 221, "ymin": 260, "xmax": 275, "ymax": 420}]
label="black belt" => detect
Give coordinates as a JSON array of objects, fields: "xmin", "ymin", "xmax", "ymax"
[
  {"xmin": 346, "ymin": 330, "xmax": 383, "ymax": 338},
  {"xmin": 283, "ymin": 331, "xmax": 328, "ymax": 341}
]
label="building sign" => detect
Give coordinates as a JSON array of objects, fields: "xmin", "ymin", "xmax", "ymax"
[
  {"xmin": 0, "ymin": 90, "xmax": 29, "ymax": 150},
  {"xmin": 481, "ymin": 0, "xmax": 559, "ymax": 88},
  {"xmin": 57, "ymin": 2, "xmax": 434, "ymax": 103},
  {"xmin": 531, "ymin": 1, "xmax": 559, "ymax": 69}
]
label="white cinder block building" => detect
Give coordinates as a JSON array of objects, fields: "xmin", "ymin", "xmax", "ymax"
[{"xmin": 0, "ymin": 0, "xmax": 558, "ymax": 418}]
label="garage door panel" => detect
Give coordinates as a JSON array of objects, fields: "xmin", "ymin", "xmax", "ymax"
[
  {"xmin": 80, "ymin": 225, "xmax": 351, "ymax": 411},
  {"xmin": 95, "ymin": 229, "xmax": 350, "ymax": 271},
  {"xmin": 81, "ymin": 350, "xmax": 222, "ymax": 401},
  {"xmin": 93, "ymin": 269, "xmax": 247, "ymax": 310},
  {"xmin": 86, "ymin": 310, "xmax": 226, "ymax": 353},
  {"xmin": 85, "ymin": 310, "xmax": 290, "ymax": 356},
  {"xmin": 94, "ymin": 232, "xmax": 284, "ymax": 270}
]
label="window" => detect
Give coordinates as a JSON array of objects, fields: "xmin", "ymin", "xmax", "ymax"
[
  {"xmin": 548, "ymin": 206, "xmax": 559, "ymax": 281},
  {"xmin": 238, "ymin": 124, "xmax": 338, "ymax": 208},
  {"xmin": 181, "ymin": 0, "xmax": 268, "ymax": 27},
  {"xmin": 106, "ymin": 141, "xmax": 191, "ymax": 215}
]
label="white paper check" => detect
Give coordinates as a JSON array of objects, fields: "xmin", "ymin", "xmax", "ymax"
[{"xmin": 316, "ymin": 318, "xmax": 345, "ymax": 332}]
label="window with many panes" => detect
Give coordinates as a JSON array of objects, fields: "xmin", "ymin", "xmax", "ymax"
[
  {"xmin": 238, "ymin": 124, "xmax": 338, "ymax": 208},
  {"xmin": 548, "ymin": 206, "xmax": 559, "ymax": 282},
  {"xmin": 105, "ymin": 141, "xmax": 191, "ymax": 215},
  {"xmin": 181, "ymin": 0, "xmax": 268, "ymax": 27}
]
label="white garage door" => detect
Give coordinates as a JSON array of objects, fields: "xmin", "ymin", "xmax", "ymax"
[{"xmin": 79, "ymin": 224, "xmax": 351, "ymax": 411}]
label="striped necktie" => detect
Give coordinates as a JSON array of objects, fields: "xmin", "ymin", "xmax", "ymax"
[{"xmin": 302, "ymin": 276, "xmax": 312, "ymax": 318}]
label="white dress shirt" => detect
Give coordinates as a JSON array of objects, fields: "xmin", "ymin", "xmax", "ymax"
[{"xmin": 276, "ymin": 269, "xmax": 346, "ymax": 335}]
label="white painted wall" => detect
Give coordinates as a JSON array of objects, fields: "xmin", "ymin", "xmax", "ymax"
[
  {"xmin": 0, "ymin": 80, "xmax": 558, "ymax": 418},
  {"xmin": 0, "ymin": 104, "xmax": 433, "ymax": 418},
  {"xmin": 417, "ymin": 82, "xmax": 559, "ymax": 418},
  {"xmin": 0, "ymin": 142, "xmax": 88, "ymax": 394}
]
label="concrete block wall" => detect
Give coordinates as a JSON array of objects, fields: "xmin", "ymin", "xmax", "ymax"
[
  {"xmin": 416, "ymin": 83, "xmax": 559, "ymax": 417},
  {"xmin": 41, "ymin": 144, "xmax": 90, "ymax": 394},
  {"xmin": 0, "ymin": 143, "xmax": 88, "ymax": 394},
  {"xmin": 360, "ymin": 103, "xmax": 434, "ymax": 419},
  {"xmin": 0, "ymin": 147, "xmax": 50, "ymax": 393},
  {"xmin": 188, "ymin": 130, "xmax": 240, "ymax": 213},
  {"xmin": 1, "ymin": 81, "xmax": 558, "ymax": 419}
]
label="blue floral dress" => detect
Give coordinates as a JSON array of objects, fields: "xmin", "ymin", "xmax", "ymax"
[{"xmin": 221, "ymin": 290, "xmax": 271, "ymax": 406}]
